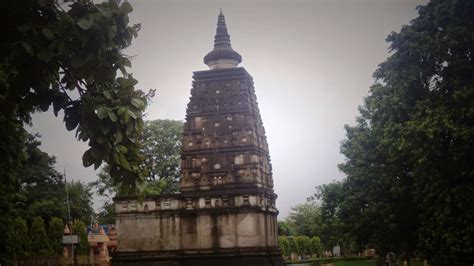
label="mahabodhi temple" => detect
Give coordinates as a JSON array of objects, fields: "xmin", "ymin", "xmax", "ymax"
[{"xmin": 113, "ymin": 11, "xmax": 283, "ymax": 266}]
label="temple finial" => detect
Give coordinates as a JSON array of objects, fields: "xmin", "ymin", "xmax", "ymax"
[{"xmin": 203, "ymin": 10, "xmax": 242, "ymax": 70}]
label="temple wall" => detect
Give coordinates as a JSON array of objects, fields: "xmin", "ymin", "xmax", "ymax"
[{"xmin": 115, "ymin": 195, "xmax": 278, "ymax": 252}]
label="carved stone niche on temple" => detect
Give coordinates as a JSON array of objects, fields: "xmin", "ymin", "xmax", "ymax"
[{"xmin": 112, "ymin": 10, "xmax": 283, "ymax": 266}]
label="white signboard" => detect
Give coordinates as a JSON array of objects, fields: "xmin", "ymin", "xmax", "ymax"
[
  {"xmin": 62, "ymin": 235, "xmax": 79, "ymax": 244},
  {"xmin": 333, "ymin": 245, "xmax": 341, "ymax": 257}
]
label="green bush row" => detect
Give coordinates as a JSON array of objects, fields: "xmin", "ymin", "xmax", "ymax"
[{"xmin": 279, "ymin": 236, "xmax": 323, "ymax": 257}]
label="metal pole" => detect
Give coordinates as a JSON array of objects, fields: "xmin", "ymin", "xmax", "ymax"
[{"xmin": 64, "ymin": 169, "xmax": 74, "ymax": 265}]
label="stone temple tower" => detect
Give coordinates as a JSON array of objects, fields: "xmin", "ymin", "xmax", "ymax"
[{"xmin": 113, "ymin": 11, "xmax": 283, "ymax": 266}]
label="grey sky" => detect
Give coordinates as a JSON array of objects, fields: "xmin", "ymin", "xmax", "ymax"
[{"xmin": 30, "ymin": 0, "xmax": 426, "ymax": 218}]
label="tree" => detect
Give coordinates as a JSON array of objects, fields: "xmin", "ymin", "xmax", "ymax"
[
  {"xmin": 1, "ymin": 0, "xmax": 148, "ymax": 202},
  {"xmin": 72, "ymin": 220, "xmax": 89, "ymax": 256},
  {"xmin": 49, "ymin": 217, "xmax": 64, "ymax": 255},
  {"xmin": 310, "ymin": 236, "xmax": 323, "ymax": 257},
  {"xmin": 16, "ymin": 134, "xmax": 67, "ymax": 223},
  {"xmin": 287, "ymin": 201, "xmax": 321, "ymax": 237},
  {"xmin": 14, "ymin": 134, "xmax": 95, "ymax": 224},
  {"xmin": 92, "ymin": 119, "xmax": 183, "ymax": 220},
  {"xmin": 0, "ymin": 1, "xmax": 149, "ymax": 264},
  {"xmin": 338, "ymin": 0, "xmax": 473, "ymax": 264},
  {"xmin": 93, "ymin": 120, "xmax": 183, "ymax": 196},
  {"xmin": 277, "ymin": 221, "xmax": 294, "ymax": 236},
  {"xmin": 97, "ymin": 201, "xmax": 115, "ymax": 224},
  {"xmin": 141, "ymin": 119, "xmax": 183, "ymax": 193},
  {"xmin": 278, "ymin": 236, "xmax": 291, "ymax": 257},
  {"xmin": 295, "ymin": 235, "xmax": 311, "ymax": 255},
  {"xmin": 288, "ymin": 236, "xmax": 298, "ymax": 257},
  {"xmin": 67, "ymin": 181, "xmax": 94, "ymax": 223},
  {"xmin": 30, "ymin": 217, "xmax": 51, "ymax": 255},
  {"xmin": 6, "ymin": 218, "xmax": 31, "ymax": 260},
  {"xmin": 315, "ymin": 182, "xmax": 355, "ymax": 253}
]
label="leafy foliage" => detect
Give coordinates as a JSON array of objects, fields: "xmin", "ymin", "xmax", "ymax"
[
  {"xmin": 48, "ymin": 217, "xmax": 64, "ymax": 255},
  {"xmin": 1, "ymin": 0, "xmax": 144, "ymax": 260},
  {"xmin": 335, "ymin": 0, "xmax": 473, "ymax": 263},
  {"xmin": 92, "ymin": 119, "xmax": 183, "ymax": 220},
  {"xmin": 67, "ymin": 181, "xmax": 94, "ymax": 223},
  {"xmin": 6, "ymin": 218, "xmax": 31, "ymax": 260},
  {"xmin": 278, "ymin": 236, "xmax": 291, "ymax": 256},
  {"xmin": 97, "ymin": 200, "xmax": 115, "ymax": 224},
  {"xmin": 13, "ymin": 134, "xmax": 95, "ymax": 224},
  {"xmin": 141, "ymin": 119, "xmax": 183, "ymax": 193},
  {"xmin": 0, "ymin": 0, "xmax": 150, "ymax": 198},
  {"xmin": 315, "ymin": 182, "xmax": 355, "ymax": 252},
  {"xmin": 278, "ymin": 236, "xmax": 323, "ymax": 258},
  {"xmin": 30, "ymin": 217, "xmax": 51, "ymax": 255},
  {"xmin": 16, "ymin": 134, "xmax": 67, "ymax": 223},
  {"xmin": 295, "ymin": 235, "xmax": 311, "ymax": 255},
  {"xmin": 0, "ymin": 134, "xmax": 95, "ymax": 263},
  {"xmin": 92, "ymin": 119, "xmax": 183, "ymax": 196},
  {"xmin": 72, "ymin": 220, "xmax": 89, "ymax": 256},
  {"xmin": 277, "ymin": 221, "xmax": 294, "ymax": 236},
  {"xmin": 286, "ymin": 201, "xmax": 321, "ymax": 237},
  {"xmin": 310, "ymin": 236, "xmax": 323, "ymax": 256}
]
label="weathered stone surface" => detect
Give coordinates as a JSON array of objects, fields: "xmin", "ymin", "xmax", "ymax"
[{"xmin": 112, "ymin": 11, "xmax": 282, "ymax": 266}]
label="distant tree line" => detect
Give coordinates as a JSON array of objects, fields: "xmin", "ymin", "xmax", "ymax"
[
  {"xmin": 277, "ymin": 198, "xmax": 353, "ymax": 259},
  {"xmin": 278, "ymin": 235, "xmax": 323, "ymax": 259},
  {"xmin": 0, "ymin": 134, "xmax": 95, "ymax": 265},
  {"xmin": 7, "ymin": 216, "xmax": 90, "ymax": 262},
  {"xmin": 0, "ymin": 118, "xmax": 184, "ymax": 264}
]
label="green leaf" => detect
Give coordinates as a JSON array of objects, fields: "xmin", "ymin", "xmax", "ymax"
[
  {"xmin": 100, "ymin": 122, "xmax": 111, "ymax": 134},
  {"xmin": 82, "ymin": 149, "xmax": 95, "ymax": 167},
  {"xmin": 94, "ymin": 160, "xmax": 102, "ymax": 170},
  {"xmin": 42, "ymin": 28, "xmax": 55, "ymax": 40},
  {"xmin": 39, "ymin": 101, "xmax": 50, "ymax": 112},
  {"xmin": 22, "ymin": 42, "xmax": 34, "ymax": 55},
  {"xmin": 116, "ymin": 145, "xmax": 127, "ymax": 153},
  {"xmin": 119, "ymin": 1, "xmax": 133, "ymax": 13},
  {"xmin": 115, "ymin": 131, "xmax": 123, "ymax": 144},
  {"xmin": 53, "ymin": 94, "xmax": 68, "ymax": 116},
  {"xmin": 77, "ymin": 19, "xmax": 93, "ymax": 30},
  {"xmin": 97, "ymin": 107, "xmax": 108, "ymax": 119},
  {"xmin": 64, "ymin": 108, "xmax": 79, "ymax": 131},
  {"xmin": 125, "ymin": 125, "xmax": 133, "ymax": 136},
  {"xmin": 96, "ymin": 5, "xmax": 112, "ymax": 18},
  {"xmin": 127, "ymin": 110, "xmax": 137, "ymax": 120},
  {"xmin": 108, "ymin": 111, "xmax": 118, "ymax": 122},
  {"xmin": 117, "ymin": 107, "xmax": 127, "ymax": 115},
  {"xmin": 121, "ymin": 111, "xmax": 130, "ymax": 124},
  {"xmin": 103, "ymin": 91, "xmax": 112, "ymax": 100},
  {"xmin": 131, "ymin": 98, "xmax": 143, "ymax": 109},
  {"xmin": 117, "ymin": 152, "xmax": 132, "ymax": 171},
  {"xmin": 78, "ymin": 131, "xmax": 89, "ymax": 141},
  {"xmin": 123, "ymin": 58, "xmax": 131, "ymax": 68}
]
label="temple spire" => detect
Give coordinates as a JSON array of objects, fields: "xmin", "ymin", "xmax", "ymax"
[{"xmin": 204, "ymin": 10, "xmax": 242, "ymax": 70}]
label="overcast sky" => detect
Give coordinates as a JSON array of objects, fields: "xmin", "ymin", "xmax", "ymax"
[{"xmin": 30, "ymin": 0, "xmax": 427, "ymax": 218}]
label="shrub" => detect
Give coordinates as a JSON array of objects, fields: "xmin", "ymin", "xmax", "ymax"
[{"xmin": 30, "ymin": 217, "xmax": 51, "ymax": 255}]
